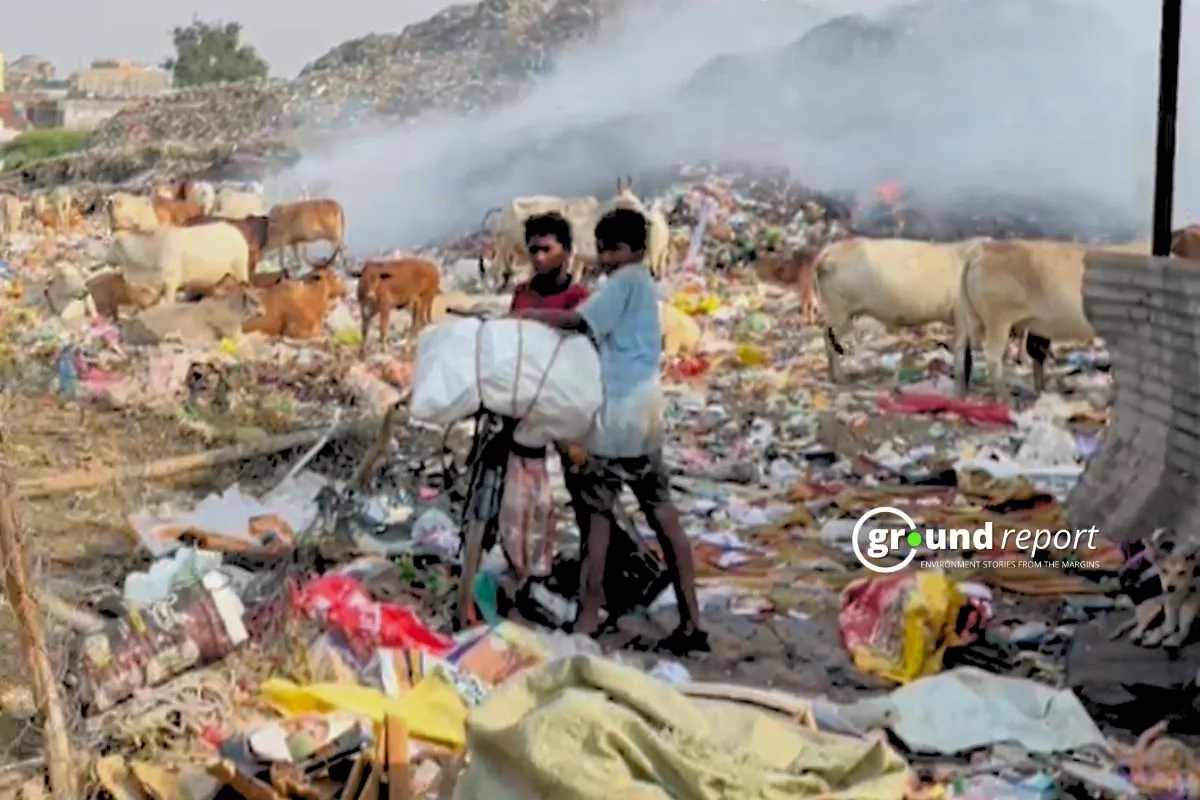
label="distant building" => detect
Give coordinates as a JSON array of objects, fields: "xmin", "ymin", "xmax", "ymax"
[
  {"xmin": 0, "ymin": 51, "xmax": 6, "ymax": 95},
  {"xmin": 69, "ymin": 59, "xmax": 171, "ymax": 99},
  {"xmin": 0, "ymin": 94, "xmax": 59, "ymax": 129},
  {"xmin": 5, "ymin": 56, "xmax": 56, "ymax": 91}
]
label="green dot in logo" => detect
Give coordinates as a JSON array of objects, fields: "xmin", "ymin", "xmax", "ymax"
[{"xmin": 906, "ymin": 530, "xmax": 923, "ymax": 547}]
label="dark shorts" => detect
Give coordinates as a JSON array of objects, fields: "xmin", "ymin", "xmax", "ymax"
[{"xmin": 573, "ymin": 452, "xmax": 672, "ymax": 517}]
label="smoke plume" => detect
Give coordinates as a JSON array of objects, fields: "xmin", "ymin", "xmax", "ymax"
[{"xmin": 271, "ymin": 0, "xmax": 1193, "ymax": 253}]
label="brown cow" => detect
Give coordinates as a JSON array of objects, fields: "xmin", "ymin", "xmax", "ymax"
[
  {"xmin": 754, "ymin": 248, "xmax": 820, "ymax": 325},
  {"xmin": 152, "ymin": 182, "xmax": 181, "ymax": 201},
  {"xmin": 356, "ymin": 257, "xmax": 441, "ymax": 355},
  {"xmin": 221, "ymin": 269, "xmax": 347, "ymax": 339},
  {"xmin": 185, "ymin": 215, "xmax": 270, "ymax": 275},
  {"xmin": 153, "ymin": 197, "xmax": 205, "ymax": 227},
  {"xmin": 85, "ymin": 272, "xmax": 157, "ymax": 321},
  {"xmin": 266, "ymin": 199, "xmax": 346, "ymax": 271}
]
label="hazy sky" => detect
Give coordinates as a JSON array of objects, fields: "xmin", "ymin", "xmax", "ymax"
[{"xmin": 2, "ymin": 0, "xmax": 459, "ymax": 78}]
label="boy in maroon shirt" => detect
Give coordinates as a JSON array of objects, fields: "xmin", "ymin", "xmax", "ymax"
[
  {"xmin": 498, "ymin": 213, "xmax": 590, "ymax": 585},
  {"xmin": 509, "ymin": 214, "xmax": 589, "ymax": 313}
]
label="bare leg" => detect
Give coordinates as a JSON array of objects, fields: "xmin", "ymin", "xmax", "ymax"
[
  {"xmin": 647, "ymin": 505, "xmax": 703, "ymax": 632},
  {"xmin": 575, "ymin": 512, "xmax": 610, "ymax": 635}
]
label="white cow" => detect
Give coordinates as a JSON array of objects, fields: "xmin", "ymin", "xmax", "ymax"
[
  {"xmin": 816, "ymin": 237, "xmax": 972, "ymax": 381},
  {"xmin": 111, "ymin": 222, "xmax": 251, "ymax": 307}
]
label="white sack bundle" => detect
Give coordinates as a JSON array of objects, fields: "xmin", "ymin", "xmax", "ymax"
[{"xmin": 409, "ymin": 317, "xmax": 603, "ymax": 448}]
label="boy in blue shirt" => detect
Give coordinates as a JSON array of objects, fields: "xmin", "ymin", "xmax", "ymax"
[{"xmin": 511, "ymin": 207, "xmax": 708, "ymax": 654}]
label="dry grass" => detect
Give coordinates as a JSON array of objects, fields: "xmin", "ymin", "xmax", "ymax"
[{"xmin": 0, "ymin": 391, "xmax": 252, "ymax": 772}]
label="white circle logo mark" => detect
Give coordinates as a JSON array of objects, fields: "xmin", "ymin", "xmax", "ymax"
[{"xmin": 852, "ymin": 506, "xmax": 919, "ymax": 574}]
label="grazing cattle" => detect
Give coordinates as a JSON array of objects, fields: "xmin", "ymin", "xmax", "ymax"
[
  {"xmin": 119, "ymin": 289, "xmax": 265, "ymax": 346},
  {"xmin": 228, "ymin": 269, "xmax": 347, "ymax": 339},
  {"xmin": 610, "ymin": 176, "xmax": 671, "ymax": 278},
  {"xmin": 265, "ymin": 198, "xmax": 346, "ymax": 271},
  {"xmin": 111, "ymin": 222, "xmax": 251, "ymax": 307},
  {"xmin": 481, "ymin": 194, "xmax": 601, "ymax": 289},
  {"xmin": 755, "ymin": 248, "xmax": 821, "ymax": 325},
  {"xmin": 954, "ymin": 239, "xmax": 1095, "ymax": 397},
  {"xmin": 212, "ymin": 186, "xmax": 265, "ymax": 220},
  {"xmin": 816, "ymin": 238, "xmax": 970, "ymax": 382},
  {"xmin": 185, "ymin": 215, "xmax": 270, "ymax": 274},
  {"xmin": 356, "ymin": 256, "xmax": 441, "ymax": 355}
]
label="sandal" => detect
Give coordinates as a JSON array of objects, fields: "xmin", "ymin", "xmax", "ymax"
[
  {"xmin": 626, "ymin": 626, "xmax": 711, "ymax": 656},
  {"xmin": 655, "ymin": 626, "xmax": 711, "ymax": 656}
]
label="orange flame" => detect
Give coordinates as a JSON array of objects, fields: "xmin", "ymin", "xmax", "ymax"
[{"xmin": 876, "ymin": 181, "xmax": 902, "ymax": 206}]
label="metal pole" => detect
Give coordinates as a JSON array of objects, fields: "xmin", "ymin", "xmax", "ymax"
[{"xmin": 1152, "ymin": 0, "xmax": 1184, "ymax": 256}]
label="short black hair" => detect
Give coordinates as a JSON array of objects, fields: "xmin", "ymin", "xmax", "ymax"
[
  {"xmin": 594, "ymin": 207, "xmax": 647, "ymax": 253},
  {"xmin": 524, "ymin": 212, "xmax": 573, "ymax": 252}
]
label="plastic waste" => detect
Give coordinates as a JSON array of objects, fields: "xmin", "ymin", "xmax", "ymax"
[
  {"xmin": 55, "ymin": 346, "xmax": 78, "ymax": 398},
  {"xmin": 954, "ymin": 773, "xmax": 1057, "ymax": 800},
  {"xmin": 292, "ymin": 574, "xmax": 455, "ymax": 658},
  {"xmin": 122, "ymin": 547, "xmax": 224, "ymax": 605},
  {"xmin": 71, "ymin": 571, "xmax": 249, "ymax": 715},
  {"xmin": 262, "ymin": 672, "xmax": 467, "ymax": 748}
]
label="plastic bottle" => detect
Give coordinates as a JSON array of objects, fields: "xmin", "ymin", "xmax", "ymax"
[{"xmin": 55, "ymin": 346, "xmax": 78, "ymax": 398}]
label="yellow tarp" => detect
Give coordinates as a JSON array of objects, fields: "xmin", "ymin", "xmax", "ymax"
[
  {"xmin": 261, "ymin": 671, "xmax": 467, "ymax": 749},
  {"xmin": 453, "ymin": 655, "xmax": 911, "ymax": 800}
]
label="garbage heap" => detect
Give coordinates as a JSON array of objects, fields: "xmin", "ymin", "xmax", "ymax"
[
  {"xmin": 0, "ymin": 168, "xmax": 1191, "ymax": 798},
  {"xmin": 13, "ymin": 0, "xmax": 623, "ymax": 188}
]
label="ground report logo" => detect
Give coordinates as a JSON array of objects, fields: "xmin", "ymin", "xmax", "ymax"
[{"xmin": 851, "ymin": 506, "xmax": 1102, "ymax": 574}]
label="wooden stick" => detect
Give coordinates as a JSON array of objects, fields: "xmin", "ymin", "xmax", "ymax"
[
  {"xmin": 385, "ymin": 715, "xmax": 411, "ymax": 800},
  {"xmin": 16, "ymin": 418, "xmax": 381, "ymax": 498},
  {"xmin": 351, "ymin": 399, "xmax": 406, "ymax": 490},
  {"xmin": 0, "ymin": 469, "xmax": 77, "ymax": 799},
  {"xmin": 206, "ymin": 760, "xmax": 283, "ymax": 800}
]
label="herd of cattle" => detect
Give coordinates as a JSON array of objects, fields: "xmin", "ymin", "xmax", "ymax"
[
  {"xmin": 1, "ymin": 174, "xmax": 1198, "ymax": 400},
  {"xmin": 0, "ymin": 179, "xmax": 434, "ymax": 353},
  {"xmin": 0, "ymin": 176, "xmax": 689, "ymax": 357}
]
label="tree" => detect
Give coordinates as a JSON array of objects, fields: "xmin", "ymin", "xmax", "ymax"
[{"xmin": 162, "ymin": 19, "xmax": 270, "ymax": 88}]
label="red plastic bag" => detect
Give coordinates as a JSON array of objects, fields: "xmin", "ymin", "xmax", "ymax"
[{"xmin": 293, "ymin": 574, "xmax": 454, "ymax": 658}]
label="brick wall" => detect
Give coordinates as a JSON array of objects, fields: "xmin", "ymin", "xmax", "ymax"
[{"xmin": 1066, "ymin": 253, "xmax": 1200, "ymax": 542}]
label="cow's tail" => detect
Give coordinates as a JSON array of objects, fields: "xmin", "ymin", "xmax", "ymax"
[
  {"xmin": 954, "ymin": 242, "xmax": 987, "ymax": 395},
  {"xmin": 306, "ymin": 202, "xmax": 347, "ymax": 269}
]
